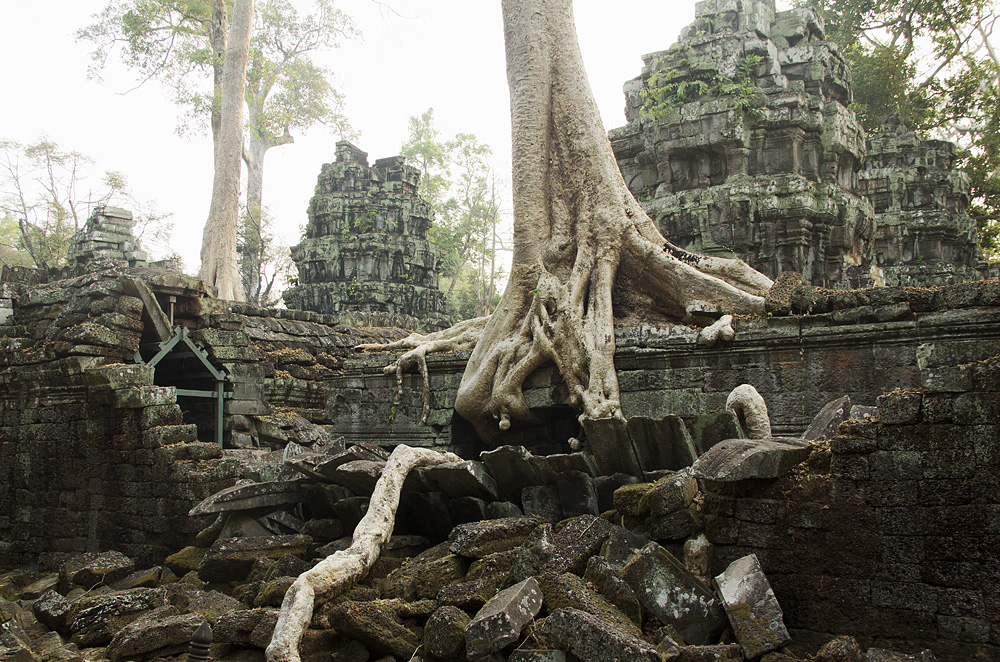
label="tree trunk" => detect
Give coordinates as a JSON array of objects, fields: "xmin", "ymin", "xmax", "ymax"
[
  {"xmin": 362, "ymin": 0, "xmax": 772, "ymax": 445},
  {"xmin": 199, "ymin": 0, "xmax": 254, "ymax": 302},
  {"xmin": 241, "ymin": 102, "xmax": 292, "ymax": 302},
  {"xmin": 208, "ymin": 0, "xmax": 229, "ymax": 161}
]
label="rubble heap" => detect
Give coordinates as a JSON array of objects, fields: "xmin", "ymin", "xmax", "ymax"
[
  {"xmin": 2, "ymin": 377, "xmax": 979, "ymax": 660},
  {"xmin": 284, "ymin": 141, "xmax": 451, "ymax": 330},
  {"xmin": 862, "ymin": 116, "xmax": 992, "ymax": 286}
]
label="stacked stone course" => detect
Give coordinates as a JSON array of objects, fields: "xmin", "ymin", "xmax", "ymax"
[
  {"xmin": 66, "ymin": 206, "xmax": 148, "ymax": 269},
  {"xmin": 699, "ymin": 355, "xmax": 1000, "ymax": 658}
]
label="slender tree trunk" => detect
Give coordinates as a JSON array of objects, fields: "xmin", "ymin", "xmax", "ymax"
[
  {"xmin": 361, "ymin": 0, "xmax": 772, "ymax": 445},
  {"xmin": 241, "ymin": 106, "xmax": 292, "ymax": 302},
  {"xmin": 199, "ymin": 0, "xmax": 254, "ymax": 301},
  {"xmin": 209, "ymin": 0, "xmax": 229, "ymax": 161}
]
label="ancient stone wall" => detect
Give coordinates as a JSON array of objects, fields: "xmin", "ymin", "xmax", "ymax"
[
  {"xmin": 330, "ymin": 280, "xmax": 1000, "ymax": 453},
  {"xmin": 0, "ymin": 270, "xmax": 240, "ymax": 567},
  {"xmin": 701, "ymin": 361, "xmax": 1000, "ymax": 659},
  {"xmin": 284, "ymin": 141, "xmax": 451, "ymax": 330},
  {"xmin": 0, "ymin": 266, "xmax": 414, "ymax": 565}
]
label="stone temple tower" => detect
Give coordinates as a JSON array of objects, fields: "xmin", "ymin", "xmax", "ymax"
[
  {"xmin": 861, "ymin": 116, "xmax": 994, "ymax": 286},
  {"xmin": 284, "ymin": 142, "xmax": 451, "ymax": 329},
  {"xmin": 611, "ymin": 0, "xmax": 876, "ymax": 288}
]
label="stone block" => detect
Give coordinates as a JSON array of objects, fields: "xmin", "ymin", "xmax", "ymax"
[
  {"xmin": 198, "ymin": 535, "xmax": 313, "ymax": 583},
  {"xmin": 114, "ymin": 386, "xmax": 176, "ymax": 409},
  {"xmin": 683, "ymin": 410, "xmax": 743, "ymax": 454},
  {"xmin": 59, "ymin": 550, "xmax": 135, "ymax": 592},
  {"xmin": 188, "ymin": 480, "xmax": 305, "ymax": 516},
  {"xmin": 330, "ymin": 460, "xmax": 385, "ymax": 495},
  {"xmin": 449, "ymin": 496, "xmax": 490, "ymax": 524},
  {"xmin": 329, "ymin": 600, "xmax": 420, "ymax": 660},
  {"xmin": 32, "ymin": 589, "xmax": 72, "ymax": 635},
  {"xmin": 521, "ymin": 485, "xmax": 563, "ymax": 522},
  {"xmin": 580, "ymin": 417, "xmax": 642, "ymax": 477},
  {"xmin": 70, "ymin": 587, "xmax": 168, "ymax": 648},
  {"xmin": 691, "ymin": 437, "xmax": 811, "ymax": 482},
  {"xmin": 593, "ymin": 473, "xmax": 639, "ymax": 513},
  {"xmin": 479, "ymin": 446, "xmax": 545, "ymax": 504},
  {"xmin": 105, "ymin": 609, "xmax": 204, "ymax": 662},
  {"xmin": 421, "ymin": 460, "xmax": 499, "ymax": 501},
  {"xmin": 803, "ymin": 395, "xmax": 852, "ymax": 440},
  {"xmin": 621, "ymin": 541, "xmax": 727, "ymax": 645},
  {"xmin": 546, "ymin": 515, "xmax": 615, "ymax": 576},
  {"xmin": 583, "ymin": 556, "xmax": 643, "ymax": 625},
  {"xmin": 538, "ymin": 571, "xmax": 641, "ymax": 637},
  {"xmin": 539, "ymin": 608, "xmax": 662, "ymax": 662},
  {"xmin": 465, "ymin": 577, "xmax": 543, "ymax": 659},
  {"xmin": 423, "ymin": 605, "xmax": 470, "ymax": 661},
  {"xmin": 714, "ymin": 554, "xmax": 790, "ymax": 658},
  {"xmin": 554, "ymin": 470, "xmax": 599, "ymax": 517},
  {"xmin": 448, "ymin": 516, "xmax": 543, "ymax": 559},
  {"xmin": 627, "ymin": 415, "xmax": 700, "ymax": 472}
]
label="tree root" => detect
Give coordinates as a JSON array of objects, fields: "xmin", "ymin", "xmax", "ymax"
[
  {"xmin": 726, "ymin": 384, "xmax": 771, "ymax": 439},
  {"xmin": 352, "ymin": 0, "xmax": 775, "ymax": 443},
  {"xmin": 265, "ymin": 445, "xmax": 461, "ymax": 662},
  {"xmin": 356, "ymin": 317, "xmax": 487, "ymax": 424},
  {"xmin": 699, "ymin": 315, "xmax": 736, "ymax": 346}
]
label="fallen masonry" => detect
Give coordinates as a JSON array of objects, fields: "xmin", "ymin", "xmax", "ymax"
[{"xmin": 3, "ymin": 351, "xmax": 997, "ymax": 661}]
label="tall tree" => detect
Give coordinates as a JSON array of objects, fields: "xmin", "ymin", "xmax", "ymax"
[
  {"xmin": 363, "ymin": 0, "xmax": 771, "ymax": 444},
  {"xmin": 804, "ymin": 0, "xmax": 1000, "ymax": 258},
  {"xmin": 79, "ymin": 0, "xmax": 358, "ymax": 297},
  {"xmin": 400, "ymin": 109, "xmax": 452, "ymax": 208},
  {"xmin": 200, "ymin": 0, "xmax": 253, "ymax": 300},
  {"xmin": 241, "ymin": 0, "xmax": 356, "ymax": 302},
  {"xmin": 268, "ymin": 3, "xmax": 773, "ymax": 658},
  {"xmin": 238, "ymin": 205, "xmax": 292, "ymax": 306},
  {"xmin": 401, "ymin": 112, "xmax": 506, "ymax": 319}
]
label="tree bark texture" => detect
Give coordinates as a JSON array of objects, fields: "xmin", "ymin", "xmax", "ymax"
[
  {"xmin": 366, "ymin": 0, "xmax": 772, "ymax": 444},
  {"xmin": 199, "ymin": 0, "xmax": 253, "ymax": 302},
  {"xmin": 265, "ymin": 445, "xmax": 461, "ymax": 662},
  {"xmin": 241, "ymin": 109, "xmax": 292, "ymax": 302},
  {"xmin": 209, "ymin": 0, "xmax": 229, "ymax": 161}
]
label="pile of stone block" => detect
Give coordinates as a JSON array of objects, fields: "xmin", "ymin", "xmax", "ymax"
[{"xmin": 66, "ymin": 206, "xmax": 148, "ymax": 269}]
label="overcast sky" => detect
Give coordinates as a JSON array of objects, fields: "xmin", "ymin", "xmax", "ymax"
[{"xmin": 0, "ymin": 1, "xmax": 700, "ymax": 272}]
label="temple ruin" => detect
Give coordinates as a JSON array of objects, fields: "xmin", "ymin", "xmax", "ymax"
[
  {"xmin": 1, "ymin": 1, "xmax": 999, "ymax": 660},
  {"xmin": 283, "ymin": 141, "xmax": 451, "ymax": 331},
  {"xmin": 611, "ymin": 0, "xmax": 995, "ymax": 289}
]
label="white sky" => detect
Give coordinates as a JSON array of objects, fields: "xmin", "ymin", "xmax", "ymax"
[{"xmin": 0, "ymin": 1, "xmax": 698, "ymax": 273}]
